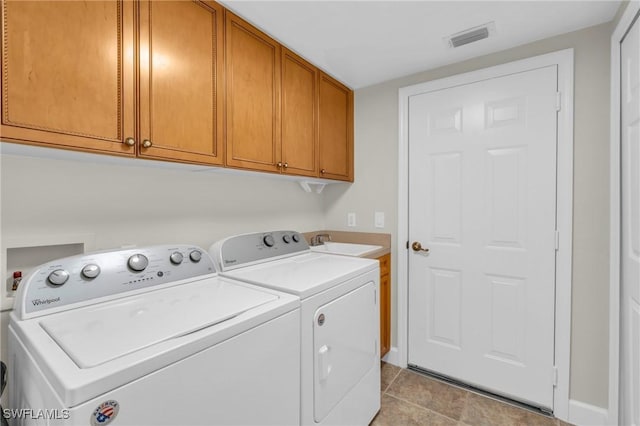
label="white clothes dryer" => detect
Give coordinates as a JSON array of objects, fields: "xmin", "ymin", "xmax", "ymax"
[
  {"xmin": 8, "ymin": 244, "xmax": 301, "ymax": 426},
  {"xmin": 210, "ymin": 231, "xmax": 381, "ymax": 426}
]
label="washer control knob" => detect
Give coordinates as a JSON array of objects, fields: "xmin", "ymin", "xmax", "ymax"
[
  {"xmin": 81, "ymin": 264, "xmax": 101, "ymax": 279},
  {"xmin": 48, "ymin": 269, "xmax": 69, "ymax": 286},
  {"xmin": 189, "ymin": 250, "xmax": 202, "ymax": 263},
  {"xmin": 170, "ymin": 252, "xmax": 184, "ymax": 265},
  {"xmin": 263, "ymin": 235, "xmax": 275, "ymax": 247},
  {"xmin": 128, "ymin": 254, "xmax": 149, "ymax": 272},
  {"xmin": 282, "ymin": 235, "xmax": 291, "ymax": 244},
  {"xmin": 292, "ymin": 233, "xmax": 300, "ymax": 243}
]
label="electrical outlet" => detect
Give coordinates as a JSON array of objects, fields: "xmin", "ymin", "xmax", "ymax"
[
  {"xmin": 347, "ymin": 213, "xmax": 356, "ymax": 227},
  {"xmin": 374, "ymin": 212, "xmax": 385, "ymax": 228}
]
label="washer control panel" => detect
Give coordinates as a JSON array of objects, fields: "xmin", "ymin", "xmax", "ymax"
[
  {"xmin": 16, "ymin": 245, "xmax": 215, "ymax": 318},
  {"xmin": 211, "ymin": 231, "xmax": 309, "ymax": 271}
]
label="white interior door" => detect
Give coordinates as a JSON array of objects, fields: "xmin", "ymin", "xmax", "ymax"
[
  {"xmin": 407, "ymin": 66, "xmax": 558, "ymax": 409},
  {"xmin": 620, "ymin": 14, "xmax": 640, "ymax": 426}
]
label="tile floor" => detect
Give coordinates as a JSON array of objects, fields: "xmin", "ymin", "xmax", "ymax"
[{"xmin": 371, "ymin": 362, "xmax": 573, "ymax": 426}]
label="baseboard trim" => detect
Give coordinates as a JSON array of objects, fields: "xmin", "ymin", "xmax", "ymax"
[
  {"xmin": 568, "ymin": 399, "xmax": 610, "ymax": 426},
  {"xmin": 382, "ymin": 346, "xmax": 400, "ymax": 366}
]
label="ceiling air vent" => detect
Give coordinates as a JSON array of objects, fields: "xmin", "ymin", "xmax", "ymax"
[{"xmin": 445, "ymin": 22, "xmax": 496, "ymax": 48}]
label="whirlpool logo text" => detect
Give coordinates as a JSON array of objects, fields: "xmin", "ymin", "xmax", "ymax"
[{"xmin": 31, "ymin": 297, "xmax": 61, "ymax": 306}]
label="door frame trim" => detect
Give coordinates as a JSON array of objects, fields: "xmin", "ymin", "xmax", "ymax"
[
  {"xmin": 610, "ymin": 4, "xmax": 640, "ymax": 425},
  {"xmin": 397, "ymin": 49, "xmax": 574, "ymax": 420}
]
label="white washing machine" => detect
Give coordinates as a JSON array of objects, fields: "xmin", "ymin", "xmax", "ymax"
[
  {"xmin": 8, "ymin": 244, "xmax": 301, "ymax": 426},
  {"xmin": 209, "ymin": 231, "xmax": 380, "ymax": 426}
]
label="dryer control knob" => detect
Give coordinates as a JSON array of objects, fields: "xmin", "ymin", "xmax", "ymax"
[
  {"xmin": 282, "ymin": 235, "xmax": 291, "ymax": 244},
  {"xmin": 170, "ymin": 252, "xmax": 184, "ymax": 265},
  {"xmin": 292, "ymin": 233, "xmax": 300, "ymax": 243},
  {"xmin": 128, "ymin": 254, "xmax": 149, "ymax": 272},
  {"xmin": 263, "ymin": 235, "xmax": 275, "ymax": 247},
  {"xmin": 48, "ymin": 269, "xmax": 69, "ymax": 286},
  {"xmin": 81, "ymin": 264, "xmax": 101, "ymax": 279},
  {"xmin": 189, "ymin": 250, "xmax": 202, "ymax": 263}
]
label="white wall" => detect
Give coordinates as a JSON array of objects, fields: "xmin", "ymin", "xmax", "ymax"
[
  {"xmin": 1, "ymin": 152, "xmax": 326, "ymax": 249},
  {"xmin": 324, "ymin": 22, "xmax": 612, "ymax": 409}
]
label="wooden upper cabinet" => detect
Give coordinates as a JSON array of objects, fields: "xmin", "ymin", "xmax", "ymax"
[
  {"xmin": 281, "ymin": 48, "xmax": 318, "ymax": 177},
  {"xmin": 318, "ymin": 72, "xmax": 354, "ymax": 181},
  {"xmin": 138, "ymin": 0, "xmax": 224, "ymax": 165},
  {"xmin": 1, "ymin": 0, "xmax": 135, "ymax": 155},
  {"xmin": 2, "ymin": 1, "xmax": 355, "ymax": 180},
  {"xmin": 225, "ymin": 11, "xmax": 281, "ymax": 172}
]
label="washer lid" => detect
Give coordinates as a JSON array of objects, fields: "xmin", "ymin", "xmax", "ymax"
[
  {"xmin": 223, "ymin": 252, "xmax": 378, "ymax": 299},
  {"xmin": 39, "ymin": 278, "xmax": 278, "ymax": 368}
]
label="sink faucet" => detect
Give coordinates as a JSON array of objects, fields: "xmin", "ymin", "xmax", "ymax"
[{"xmin": 311, "ymin": 233, "xmax": 332, "ymax": 246}]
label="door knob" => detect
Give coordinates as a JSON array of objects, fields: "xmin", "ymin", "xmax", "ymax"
[
  {"xmin": 142, "ymin": 139, "xmax": 153, "ymax": 148},
  {"xmin": 411, "ymin": 242, "xmax": 429, "ymax": 253},
  {"xmin": 124, "ymin": 137, "xmax": 135, "ymax": 147}
]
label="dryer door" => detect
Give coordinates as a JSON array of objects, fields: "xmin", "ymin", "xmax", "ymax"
[{"xmin": 313, "ymin": 281, "xmax": 377, "ymax": 422}]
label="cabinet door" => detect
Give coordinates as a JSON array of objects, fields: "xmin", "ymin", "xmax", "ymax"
[
  {"xmin": 138, "ymin": 0, "xmax": 224, "ymax": 165},
  {"xmin": 318, "ymin": 72, "xmax": 353, "ymax": 181},
  {"xmin": 281, "ymin": 48, "xmax": 318, "ymax": 177},
  {"xmin": 1, "ymin": 0, "xmax": 135, "ymax": 155},
  {"xmin": 225, "ymin": 11, "xmax": 281, "ymax": 172},
  {"xmin": 380, "ymin": 273, "xmax": 391, "ymax": 358},
  {"xmin": 378, "ymin": 253, "xmax": 391, "ymax": 358}
]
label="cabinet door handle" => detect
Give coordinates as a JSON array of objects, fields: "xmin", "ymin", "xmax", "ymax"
[
  {"xmin": 277, "ymin": 162, "xmax": 283, "ymax": 168},
  {"xmin": 283, "ymin": 162, "xmax": 288, "ymax": 169},
  {"xmin": 320, "ymin": 169, "xmax": 326, "ymax": 174},
  {"xmin": 142, "ymin": 139, "xmax": 153, "ymax": 148},
  {"xmin": 124, "ymin": 137, "xmax": 135, "ymax": 147}
]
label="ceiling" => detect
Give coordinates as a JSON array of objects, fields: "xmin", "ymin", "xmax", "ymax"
[{"xmin": 219, "ymin": 1, "xmax": 620, "ymax": 89}]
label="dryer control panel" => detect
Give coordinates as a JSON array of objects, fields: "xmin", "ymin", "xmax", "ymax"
[
  {"xmin": 14, "ymin": 245, "xmax": 216, "ymax": 319},
  {"xmin": 210, "ymin": 230, "xmax": 309, "ymax": 271}
]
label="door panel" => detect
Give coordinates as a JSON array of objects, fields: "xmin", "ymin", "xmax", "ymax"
[
  {"xmin": 621, "ymin": 14, "xmax": 640, "ymax": 426},
  {"xmin": 282, "ymin": 48, "xmax": 318, "ymax": 177},
  {"xmin": 1, "ymin": 0, "xmax": 135, "ymax": 154},
  {"xmin": 138, "ymin": 0, "xmax": 224, "ymax": 165},
  {"xmin": 318, "ymin": 73, "xmax": 353, "ymax": 181},
  {"xmin": 408, "ymin": 66, "xmax": 558, "ymax": 409},
  {"xmin": 431, "ymin": 153, "xmax": 463, "ymax": 243},
  {"xmin": 313, "ymin": 282, "xmax": 377, "ymax": 423},
  {"xmin": 485, "ymin": 147, "xmax": 527, "ymax": 248},
  {"xmin": 225, "ymin": 12, "xmax": 281, "ymax": 172},
  {"xmin": 487, "ymin": 275, "xmax": 526, "ymax": 364},
  {"xmin": 427, "ymin": 268, "xmax": 462, "ymax": 349}
]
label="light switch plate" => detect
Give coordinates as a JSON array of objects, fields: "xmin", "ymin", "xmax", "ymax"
[
  {"xmin": 347, "ymin": 213, "xmax": 356, "ymax": 227},
  {"xmin": 374, "ymin": 212, "xmax": 385, "ymax": 228}
]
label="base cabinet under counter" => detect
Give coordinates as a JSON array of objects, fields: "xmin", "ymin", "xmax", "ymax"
[{"xmin": 378, "ymin": 253, "xmax": 391, "ymax": 358}]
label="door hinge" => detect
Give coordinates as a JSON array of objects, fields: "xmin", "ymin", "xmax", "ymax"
[
  {"xmin": 552, "ymin": 366, "xmax": 559, "ymax": 387},
  {"xmin": 555, "ymin": 230, "xmax": 560, "ymax": 251},
  {"xmin": 556, "ymin": 92, "xmax": 562, "ymax": 111}
]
